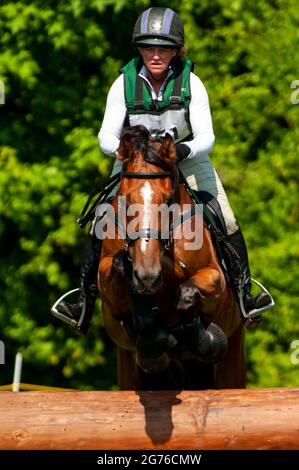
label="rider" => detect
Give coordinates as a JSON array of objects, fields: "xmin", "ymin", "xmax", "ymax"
[{"xmin": 55, "ymin": 7, "xmax": 272, "ymax": 334}]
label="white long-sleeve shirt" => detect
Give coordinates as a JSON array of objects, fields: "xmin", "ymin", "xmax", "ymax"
[{"xmin": 98, "ymin": 70, "xmax": 215, "ymax": 159}]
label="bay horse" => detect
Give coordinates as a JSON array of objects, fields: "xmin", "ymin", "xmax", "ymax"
[{"xmin": 98, "ymin": 126, "xmax": 246, "ymax": 390}]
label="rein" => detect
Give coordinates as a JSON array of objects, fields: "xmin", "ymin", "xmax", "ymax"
[{"xmin": 77, "ymin": 172, "xmax": 122, "ymax": 229}]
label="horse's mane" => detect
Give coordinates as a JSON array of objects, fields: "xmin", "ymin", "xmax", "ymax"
[{"xmin": 121, "ymin": 125, "xmax": 173, "ymax": 173}]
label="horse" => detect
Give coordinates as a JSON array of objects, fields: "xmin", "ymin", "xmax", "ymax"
[{"xmin": 98, "ymin": 125, "xmax": 246, "ymax": 390}]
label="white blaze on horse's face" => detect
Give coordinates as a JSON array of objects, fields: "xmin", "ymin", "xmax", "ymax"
[{"xmin": 140, "ymin": 181, "xmax": 153, "ymax": 253}]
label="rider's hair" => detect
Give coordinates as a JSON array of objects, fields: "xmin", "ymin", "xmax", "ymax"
[{"xmin": 177, "ymin": 47, "xmax": 187, "ymax": 58}]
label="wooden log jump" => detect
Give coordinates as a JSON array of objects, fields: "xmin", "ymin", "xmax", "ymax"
[{"xmin": 0, "ymin": 388, "xmax": 298, "ymax": 450}]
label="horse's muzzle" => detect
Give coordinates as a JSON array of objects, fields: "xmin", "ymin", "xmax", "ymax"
[{"xmin": 133, "ymin": 268, "xmax": 162, "ymax": 294}]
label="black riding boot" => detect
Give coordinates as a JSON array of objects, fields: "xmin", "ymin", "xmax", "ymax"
[
  {"xmin": 227, "ymin": 227, "xmax": 272, "ymax": 318},
  {"xmin": 55, "ymin": 233, "xmax": 100, "ymax": 335}
]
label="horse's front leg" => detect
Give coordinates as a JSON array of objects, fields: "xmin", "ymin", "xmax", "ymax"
[
  {"xmin": 177, "ymin": 266, "xmax": 224, "ymax": 320},
  {"xmin": 176, "ymin": 266, "xmax": 228, "ymax": 362}
]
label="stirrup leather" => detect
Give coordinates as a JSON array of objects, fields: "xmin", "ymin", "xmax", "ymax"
[
  {"xmin": 51, "ymin": 288, "xmax": 87, "ymax": 332},
  {"xmin": 238, "ymin": 278, "xmax": 275, "ymax": 320}
]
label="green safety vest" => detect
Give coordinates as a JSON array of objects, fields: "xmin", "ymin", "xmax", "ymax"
[{"xmin": 120, "ymin": 57, "xmax": 194, "ymax": 143}]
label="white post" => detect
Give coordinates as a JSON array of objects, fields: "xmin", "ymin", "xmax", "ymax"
[
  {"xmin": 12, "ymin": 352, "xmax": 23, "ymax": 392},
  {"xmin": 0, "ymin": 340, "xmax": 4, "ymax": 364},
  {"xmin": 0, "ymin": 80, "xmax": 4, "ymax": 105}
]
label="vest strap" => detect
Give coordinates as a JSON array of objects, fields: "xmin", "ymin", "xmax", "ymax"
[
  {"xmin": 134, "ymin": 75, "xmax": 144, "ymax": 109},
  {"xmin": 170, "ymin": 69, "xmax": 183, "ymax": 105}
]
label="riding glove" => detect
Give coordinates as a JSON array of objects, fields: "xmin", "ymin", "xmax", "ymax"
[{"xmin": 175, "ymin": 143, "xmax": 190, "ymax": 163}]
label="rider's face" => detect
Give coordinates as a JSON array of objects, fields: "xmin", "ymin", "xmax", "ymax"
[{"xmin": 139, "ymin": 47, "xmax": 177, "ymax": 80}]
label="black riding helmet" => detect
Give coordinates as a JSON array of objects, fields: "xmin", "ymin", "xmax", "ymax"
[{"xmin": 132, "ymin": 7, "xmax": 184, "ymax": 48}]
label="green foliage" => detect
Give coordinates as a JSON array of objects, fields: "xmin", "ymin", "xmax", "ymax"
[{"xmin": 1, "ymin": 0, "xmax": 298, "ymax": 389}]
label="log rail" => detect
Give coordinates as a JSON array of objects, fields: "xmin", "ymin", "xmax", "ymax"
[{"xmin": 0, "ymin": 388, "xmax": 298, "ymax": 450}]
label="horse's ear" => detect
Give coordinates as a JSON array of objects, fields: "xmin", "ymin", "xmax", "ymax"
[
  {"xmin": 117, "ymin": 135, "xmax": 134, "ymax": 163},
  {"xmin": 158, "ymin": 133, "xmax": 176, "ymax": 163}
]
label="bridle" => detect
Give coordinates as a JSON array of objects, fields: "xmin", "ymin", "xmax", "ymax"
[{"xmin": 120, "ymin": 168, "xmax": 179, "ymax": 251}]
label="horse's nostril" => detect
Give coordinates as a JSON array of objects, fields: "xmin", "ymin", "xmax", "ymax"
[
  {"xmin": 133, "ymin": 269, "xmax": 144, "ymax": 289},
  {"xmin": 153, "ymin": 271, "xmax": 162, "ymax": 288}
]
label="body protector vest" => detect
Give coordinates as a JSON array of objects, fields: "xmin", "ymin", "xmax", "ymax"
[{"xmin": 120, "ymin": 57, "xmax": 193, "ymax": 143}]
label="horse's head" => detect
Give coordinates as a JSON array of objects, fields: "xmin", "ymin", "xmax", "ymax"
[{"xmin": 117, "ymin": 125, "xmax": 177, "ymax": 294}]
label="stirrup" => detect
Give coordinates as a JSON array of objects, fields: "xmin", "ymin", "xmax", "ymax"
[
  {"xmin": 238, "ymin": 278, "xmax": 275, "ymax": 320},
  {"xmin": 51, "ymin": 288, "xmax": 87, "ymax": 332}
]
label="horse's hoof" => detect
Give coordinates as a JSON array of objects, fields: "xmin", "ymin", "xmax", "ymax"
[
  {"xmin": 135, "ymin": 351, "xmax": 170, "ymax": 374},
  {"xmin": 135, "ymin": 329, "xmax": 177, "ymax": 358}
]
